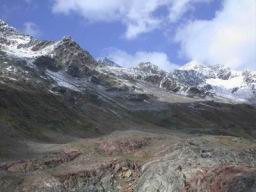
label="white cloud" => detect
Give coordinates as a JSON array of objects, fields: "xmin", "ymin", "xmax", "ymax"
[
  {"xmin": 175, "ymin": 0, "xmax": 256, "ymax": 70},
  {"xmin": 168, "ymin": 0, "xmax": 210, "ymax": 22},
  {"xmin": 23, "ymin": 22, "xmax": 40, "ymax": 37},
  {"xmin": 104, "ymin": 48, "xmax": 178, "ymax": 71},
  {"xmin": 52, "ymin": 0, "xmax": 210, "ymax": 39}
]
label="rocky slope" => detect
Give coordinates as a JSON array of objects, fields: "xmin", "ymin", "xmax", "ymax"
[{"xmin": 0, "ymin": 19, "xmax": 256, "ymax": 192}]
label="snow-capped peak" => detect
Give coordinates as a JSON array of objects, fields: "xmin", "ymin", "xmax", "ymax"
[
  {"xmin": 180, "ymin": 60, "xmax": 203, "ymax": 71},
  {"xmin": 179, "ymin": 61, "xmax": 256, "ymax": 103},
  {"xmin": 0, "ymin": 19, "xmax": 17, "ymax": 35},
  {"xmin": 181, "ymin": 61, "xmax": 232, "ymax": 80},
  {"xmin": 0, "ymin": 20, "xmax": 58, "ymax": 58},
  {"xmin": 135, "ymin": 62, "xmax": 165, "ymax": 75}
]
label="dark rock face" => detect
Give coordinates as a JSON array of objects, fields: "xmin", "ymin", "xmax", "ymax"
[
  {"xmin": 172, "ymin": 70, "xmax": 205, "ymax": 87},
  {"xmin": 66, "ymin": 65, "xmax": 81, "ymax": 77},
  {"xmin": 53, "ymin": 37, "xmax": 97, "ymax": 77},
  {"xmin": 243, "ymin": 71, "xmax": 256, "ymax": 85},
  {"xmin": 144, "ymin": 75, "xmax": 164, "ymax": 85},
  {"xmin": 136, "ymin": 62, "xmax": 165, "ymax": 75},
  {"xmin": 217, "ymin": 69, "xmax": 232, "ymax": 80},
  {"xmin": 232, "ymin": 87, "xmax": 239, "ymax": 93},
  {"xmin": 34, "ymin": 56, "xmax": 61, "ymax": 72},
  {"xmin": 0, "ymin": 37, "xmax": 10, "ymax": 46},
  {"xmin": 202, "ymin": 84, "xmax": 213, "ymax": 91},
  {"xmin": 187, "ymin": 87, "xmax": 204, "ymax": 97},
  {"xmin": 161, "ymin": 77, "xmax": 179, "ymax": 91},
  {"xmin": 98, "ymin": 58, "xmax": 120, "ymax": 67},
  {"xmin": 211, "ymin": 65, "xmax": 232, "ymax": 80},
  {"xmin": 30, "ymin": 40, "xmax": 54, "ymax": 51},
  {"xmin": 90, "ymin": 75, "xmax": 101, "ymax": 84}
]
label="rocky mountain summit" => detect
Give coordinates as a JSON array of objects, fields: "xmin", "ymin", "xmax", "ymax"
[{"xmin": 0, "ymin": 20, "xmax": 256, "ymax": 192}]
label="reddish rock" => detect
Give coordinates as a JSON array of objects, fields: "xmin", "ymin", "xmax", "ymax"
[
  {"xmin": 183, "ymin": 165, "xmax": 256, "ymax": 192},
  {"xmin": 0, "ymin": 151, "xmax": 81, "ymax": 173},
  {"xmin": 98, "ymin": 138, "xmax": 151, "ymax": 156}
]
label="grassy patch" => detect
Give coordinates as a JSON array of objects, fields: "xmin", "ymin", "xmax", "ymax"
[{"xmin": 0, "ymin": 83, "xmax": 95, "ymax": 143}]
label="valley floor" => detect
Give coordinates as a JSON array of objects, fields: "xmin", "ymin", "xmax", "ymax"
[{"xmin": 0, "ymin": 127, "xmax": 256, "ymax": 192}]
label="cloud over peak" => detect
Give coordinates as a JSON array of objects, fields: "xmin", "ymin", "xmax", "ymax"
[
  {"xmin": 175, "ymin": 0, "xmax": 256, "ymax": 70},
  {"xmin": 51, "ymin": 0, "xmax": 255, "ymax": 70},
  {"xmin": 103, "ymin": 48, "xmax": 178, "ymax": 71},
  {"xmin": 52, "ymin": 0, "xmax": 210, "ymax": 39},
  {"xmin": 23, "ymin": 22, "xmax": 40, "ymax": 37}
]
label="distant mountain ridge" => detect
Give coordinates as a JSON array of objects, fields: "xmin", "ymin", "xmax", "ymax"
[
  {"xmin": 98, "ymin": 61, "xmax": 256, "ymax": 104},
  {"xmin": 0, "ymin": 19, "xmax": 255, "ymax": 105}
]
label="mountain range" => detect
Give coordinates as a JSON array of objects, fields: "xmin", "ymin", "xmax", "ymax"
[
  {"xmin": 1, "ymin": 19, "xmax": 256, "ymax": 105},
  {"xmin": 0, "ymin": 19, "xmax": 256, "ymax": 192}
]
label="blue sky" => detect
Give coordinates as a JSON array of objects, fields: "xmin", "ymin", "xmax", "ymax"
[{"xmin": 0, "ymin": 0, "xmax": 255, "ymax": 70}]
